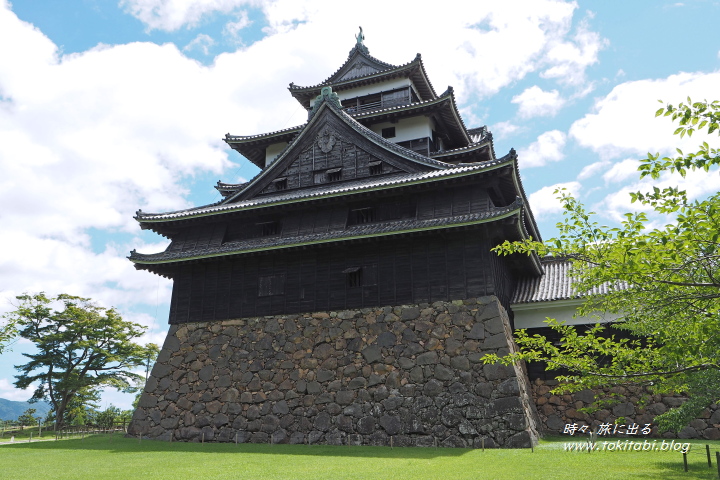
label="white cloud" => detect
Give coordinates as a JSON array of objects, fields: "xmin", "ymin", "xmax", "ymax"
[
  {"xmin": 577, "ymin": 160, "xmax": 610, "ymax": 180},
  {"xmin": 512, "ymin": 86, "xmax": 565, "ymax": 118},
  {"xmin": 517, "ymin": 130, "xmax": 567, "ymax": 168},
  {"xmin": 120, "ymin": 0, "xmax": 252, "ymax": 32},
  {"xmin": 0, "ymin": 378, "xmax": 33, "ymax": 402},
  {"xmin": 540, "ymin": 14, "xmax": 608, "ymax": 87},
  {"xmin": 492, "ymin": 120, "xmax": 520, "ymax": 139},
  {"xmin": 121, "ymin": 0, "xmax": 606, "ymax": 102},
  {"xmin": 528, "ymin": 181, "xmax": 581, "ymax": 218},
  {"xmin": 223, "ymin": 10, "xmax": 252, "ymax": 42},
  {"xmin": 0, "ymin": 5, "xmax": 294, "ymax": 317},
  {"xmin": 570, "ymin": 71, "xmax": 720, "ymax": 160},
  {"xmin": 603, "ymin": 158, "xmax": 640, "ymax": 184},
  {"xmin": 183, "ymin": 33, "xmax": 215, "ymax": 55},
  {"xmin": 224, "ymin": 0, "xmax": 603, "ymax": 101}
]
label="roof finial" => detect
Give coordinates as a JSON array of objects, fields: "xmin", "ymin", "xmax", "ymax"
[
  {"xmin": 355, "ymin": 26, "xmax": 364, "ymax": 46},
  {"xmin": 307, "ymin": 86, "xmax": 342, "ymax": 120}
]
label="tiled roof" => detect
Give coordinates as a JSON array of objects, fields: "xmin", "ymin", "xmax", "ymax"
[
  {"xmin": 290, "ymin": 56, "xmax": 415, "ymax": 92},
  {"xmin": 224, "ymin": 124, "xmax": 304, "ymax": 143},
  {"xmin": 431, "ymin": 140, "xmax": 492, "ymax": 158},
  {"xmin": 318, "ymin": 44, "xmax": 398, "ymax": 85},
  {"xmin": 289, "ymin": 53, "xmax": 437, "ymax": 105},
  {"xmin": 215, "ymin": 181, "xmax": 248, "ymax": 197},
  {"xmin": 512, "ymin": 259, "xmax": 619, "ymax": 303},
  {"xmin": 218, "ymin": 101, "xmax": 460, "ymax": 206},
  {"xmin": 467, "ymin": 127, "xmax": 488, "ymax": 143},
  {"xmin": 351, "ymin": 86, "xmax": 470, "ymax": 147},
  {"xmin": 136, "ymin": 159, "xmax": 511, "ymax": 222},
  {"xmin": 130, "ymin": 199, "xmax": 523, "ymax": 265}
]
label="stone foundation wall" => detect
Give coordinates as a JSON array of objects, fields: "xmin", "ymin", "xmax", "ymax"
[
  {"xmin": 129, "ymin": 296, "xmax": 540, "ymax": 447},
  {"xmin": 532, "ymin": 379, "xmax": 720, "ymax": 440}
]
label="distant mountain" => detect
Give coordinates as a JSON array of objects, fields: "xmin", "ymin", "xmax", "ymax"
[{"xmin": 0, "ymin": 398, "xmax": 51, "ymax": 421}]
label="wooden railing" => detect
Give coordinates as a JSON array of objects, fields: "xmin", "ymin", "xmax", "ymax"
[{"xmin": 344, "ymin": 95, "xmax": 412, "ymax": 114}]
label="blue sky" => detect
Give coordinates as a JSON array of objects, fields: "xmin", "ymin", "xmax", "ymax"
[{"xmin": 0, "ymin": 0, "xmax": 719, "ymax": 410}]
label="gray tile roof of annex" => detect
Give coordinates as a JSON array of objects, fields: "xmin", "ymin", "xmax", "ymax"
[{"xmin": 512, "ymin": 259, "xmax": 619, "ymax": 303}]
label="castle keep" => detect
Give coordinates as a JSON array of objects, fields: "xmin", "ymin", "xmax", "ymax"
[{"xmin": 128, "ymin": 33, "xmax": 545, "ymax": 447}]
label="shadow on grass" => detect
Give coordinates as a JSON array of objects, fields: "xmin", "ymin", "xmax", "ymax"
[{"xmin": 0, "ymin": 434, "xmax": 472, "ymax": 459}]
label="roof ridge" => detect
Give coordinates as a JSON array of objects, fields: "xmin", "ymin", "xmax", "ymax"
[
  {"xmin": 289, "ymin": 56, "xmax": 420, "ymax": 92},
  {"xmin": 225, "ymin": 123, "xmax": 305, "ymax": 142},
  {"xmin": 320, "ymin": 43, "xmax": 399, "ymax": 84}
]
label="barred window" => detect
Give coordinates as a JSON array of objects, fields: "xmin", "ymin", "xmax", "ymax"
[{"xmin": 259, "ymin": 274, "xmax": 285, "ymax": 296}]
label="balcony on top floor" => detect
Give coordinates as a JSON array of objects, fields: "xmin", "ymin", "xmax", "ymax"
[{"xmin": 342, "ymin": 86, "xmax": 420, "ymax": 114}]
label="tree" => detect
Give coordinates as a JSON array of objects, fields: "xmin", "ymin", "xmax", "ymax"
[
  {"xmin": 0, "ymin": 315, "xmax": 19, "ymax": 354},
  {"xmin": 17, "ymin": 408, "xmax": 37, "ymax": 431},
  {"xmin": 9, "ymin": 293, "xmax": 155, "ymax": 430},
  {"xmin": 94, "ymin": 405, "xmax": 122, "ymax": 429},
  {"xmin": 486, "ymin": 98, "xmax": 720, "ymax": 432}
]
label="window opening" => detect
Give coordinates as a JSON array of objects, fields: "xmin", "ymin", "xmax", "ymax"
[
  {"xmin": 326, "ymin": 167, "xmax": 342, "ymax": 182},
  {"xmin": 369, "ymin": 161, "xmax": 383, "ymax": 175},
  {"xmin": 258, "ymin": 221, "xmax": 280, "ymax": 236},
  {"xmin": 381, "ymin": 127, "xmax": 396, "ymax": 139},
  {"xmin": 350, "ymin": 207, "xmax": 376, "ymax": 225},
  {"xmin": 343, "ymin": 267, "xmax": 362, "ymax": 288},
  {"xmin": 258, "ymin": 274, "xmax": 285, "ymax": 296},
  {"xmin": 273, "ymin": 178, "xmax": 287, "ymax": 190}
]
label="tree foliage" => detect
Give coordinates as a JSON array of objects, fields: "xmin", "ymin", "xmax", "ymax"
[
  {"xmin": 0, "ymin": 316, "xmax": 19, "ymax": 354},
  {"xmin": 486, "ymin": 99, "xmax": 720, "ymax": 432},
  {"xmin": 16, "ymin": 408, "xmax": 37, "ymax": 430},
  {"xmin": 9, "ymin": 293, "xmax": 154, "ymax": 430}
]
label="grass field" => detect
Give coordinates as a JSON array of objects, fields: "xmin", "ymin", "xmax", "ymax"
[{"xmin": 1, "ymin": 434, "xmax": 719, "ymax": 480}]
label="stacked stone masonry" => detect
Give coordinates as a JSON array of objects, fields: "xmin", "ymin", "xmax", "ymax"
[
  {"xmin": 532, "ymin": 380, "xmax": 720, "ymax": 440},
  {"xmin": 129, "ymin": 296, "xmax": 541, "ymax": 447}
]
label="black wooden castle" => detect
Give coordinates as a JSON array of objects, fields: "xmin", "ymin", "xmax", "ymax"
[
  {"xmin": 128, "ymin": 32, "xmax": 546, "ymax": 448},
  {"xmin": 129, "ymin": 37, "xmax": 543, "ymax": 325}
]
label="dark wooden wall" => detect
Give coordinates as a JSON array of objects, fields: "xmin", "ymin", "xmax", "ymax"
[
  {"xmin": 167, "ymin": 185, "xmax": 493, "ymax": 251},
  {"xmin": 167, "ymin": 229, "xmax": 515, "ymax": 324}
]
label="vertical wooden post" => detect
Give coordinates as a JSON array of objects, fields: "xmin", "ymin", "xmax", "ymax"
[
  {"xmin": 715, "ymin": 452, "xmax": 719, "ymax": 478},
  {"xmin": 706, "ymin": 444, "xmax": 712, "ymax": 468},
  {"xmin": 390, "ymin": 436, "xmax": 393, "ymax": 449},
  {"xmin": 202, "ymin": 432, "xmax": 205, "ymax": 444},
  {"xmin": 29, "ymin": 433, "xmax": 32, "ymax": 443},
  {"xmin": 235, "ymin": 432, "xmax": 238, "ymax": 445},
  {"xmin": 683, "ymin": 452, "xmax": 688, "ymax": 472}
]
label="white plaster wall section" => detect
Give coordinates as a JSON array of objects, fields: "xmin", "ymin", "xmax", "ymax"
[
  {"xmin": 511, "ymin": 299, "xmax": 622, "ymax": 329},
  {"xmin": 265, "ymin": 141, "xmax": 289, "ymax": 167},
  {"xmin": 369, "ymin": 115, "xmax": 434, "ymax": 143}
]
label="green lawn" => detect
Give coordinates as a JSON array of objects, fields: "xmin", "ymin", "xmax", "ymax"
[{"xmin": 1, "ymin": 435, "xmax": 719, "ymax": 480}]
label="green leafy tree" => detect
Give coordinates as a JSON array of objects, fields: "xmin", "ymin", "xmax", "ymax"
[
  {"xmin": 487, "ymin": 99, "xmax": 720, "ymax": 432},
  {"xmin": 64, "ymin": 388, "xmax": 101, "ymax": 426},
  {"xmin": 0, "ymin": 315, "xmax": 19, "ymax": 354},
  {"xmin": 9, "ymin": 293, "xmax": 155, "ymax": 431},
  {"xmin": 95, "ymin": 405, "xmax": 122, "ymax": 429},
  {"xmin": 16, "ymin": 408, "xmax": 37, "ymax": 431}
]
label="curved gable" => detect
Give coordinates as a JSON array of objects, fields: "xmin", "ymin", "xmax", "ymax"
[{"xmin": 223, "ymin": 100, "xmax": 453, "ymax": 203}]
